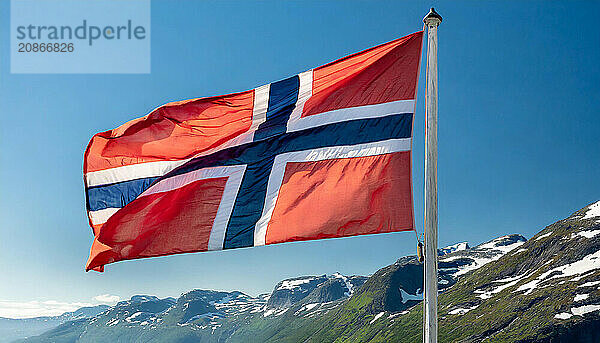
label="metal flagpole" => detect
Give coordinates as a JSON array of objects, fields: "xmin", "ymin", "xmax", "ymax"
[{"xmin": 423, "ymin": 7, "xmax": 442, "ymax": 343}]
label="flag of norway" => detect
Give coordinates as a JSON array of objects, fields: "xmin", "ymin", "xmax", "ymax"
[{"xmin": 84, "ymin": 31, "xmax": 423, "ymax": 271}]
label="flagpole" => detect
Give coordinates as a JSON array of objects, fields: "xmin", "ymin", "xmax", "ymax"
[{"xmin": 423, "ymin": 7, "xmax": 442, "ymax": 343}]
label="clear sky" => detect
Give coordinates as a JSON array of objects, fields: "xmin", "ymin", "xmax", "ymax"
[{"xmin": 1, "ymin": 1, "xmax": 599, "ymax": 318}]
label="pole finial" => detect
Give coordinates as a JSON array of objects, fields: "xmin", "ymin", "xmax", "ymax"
[{"xmin": 423, "ymin": 7, "xmax": 442, "ymax": 26}]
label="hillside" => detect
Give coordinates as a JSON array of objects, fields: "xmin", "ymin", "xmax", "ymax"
[
  {"xmin": 273, "ymin": 201, "xmax": 600, "ymax": 343},
  {"xmin": 0, "ymin": 305, "xmax": 108, "ymax": 343}
]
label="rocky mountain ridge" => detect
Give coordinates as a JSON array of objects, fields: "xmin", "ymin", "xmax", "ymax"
[
  {"xmin": 13, "ymin": 200, "xmax": 600, "ymax": 342},
  {"xmin": 13, "ymin": 234, "xmax": 526, "ymax": 342},
  {"xmin": 266, "ymin": 200, "xmax": 600, "ymax": 343}
]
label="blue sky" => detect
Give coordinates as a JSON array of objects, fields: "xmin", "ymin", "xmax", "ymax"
[{"xmin": 0, "ymin": 1, "xmax": 599, "ymax": 318}]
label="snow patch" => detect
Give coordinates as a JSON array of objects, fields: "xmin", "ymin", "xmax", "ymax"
[
  {"xmin": 388, "ymin": 311, "xmax": 409, "ymax": 319},
  {"xmin": 370, "ymin": 312, "xmax": 385, "ymax": 324},
  {"xmin": 278, "ymin": 278, "xmax": 315, "ymax": 290},
  {"xmin": 440, "ymin": 256, "xmax": 490, "ymax": 277},
  {"xmin": 574, "ymin": 294, "xmax": 589, "ymax": 302},
  {"xmin": 579, "ymin": 280, "xmax": 600, "ymax": 288},
  {"xmin": 571, "ymin": 304, "xmax": 600, "ymax": 316},
  {"xmin": 304, "ymin": 303, "xmax": 319, "ymax": 311},
  {"xmin": 516, "ymin": 249, "xmax": 600, "ymax": 295},
  {"xmin": 572, "ymin": 230, "xmax": 600, "ymax": 239},
  {"xmin": 582, "ymin": 201, "xmax": 600, "ymax": 220},
  {"xmin": 477, "ymin": 236, "xmax": 525, "ymax": 253},
  {"xmin": 442, "ymin": 238, "xmax": 525, "ymax": 277},
  {"xmin": 476, "ymin": 272, "xmax": 534, "ymax": 299},
  {"xmin": 555, "ymin": 312, "xmax": 572, "ymax": 320},
  {"xmin": 571, "ymin": 272, "xmax": 594, "ymax": 282},
  {"xmin": 474, "ymin": 290, "xmax": 492, "ymax": 300},
  {"xmin": 263, "ymin": 308, "xmax": 287, "ymax": 317},
  {"xmin": 294, "ymin": 303, "xmax": 319, "ymax": 315},
  {"xmin": 448, "ymin": 305, "xmax": 478, "ymax": 315},
  {"xmin": 125, "ymin": 312, "xmax": 143, "ymax": 322},
  {"xmin": 534, "ymin": 232, "xmax": 552, "ymax": 241},
  {"xmin": 439, "ymin": 242, "xmax": 469, "ymax": 255},
  {"xmin": 106, "ymin": 318, "xmax": 119, "ymax": 326},
  {"xmin": 445, "ymin": 257, "xmax": 490, "ymax": 277}
]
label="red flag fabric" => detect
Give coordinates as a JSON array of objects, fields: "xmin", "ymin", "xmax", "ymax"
[{"xmin": 84, "ymin": 31, "xmax": 423, "ymax": 271}]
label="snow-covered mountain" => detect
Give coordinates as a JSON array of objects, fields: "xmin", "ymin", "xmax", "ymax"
[
  {"xmin": 16, "ymin": 200, "xmax": 600, "ymax": 342},
  {"xmin": 264, "ymin": 273, "xmax": 367, "ymax": 316},
  {"xmin": 14, "ymin": 235, "xmax": 525, "ymax": 342},
  {"xmin": 438, "ymin": 234, "xmax": 526, "ymax": 286},
  {"xmin": 227, "ymin": 201, "xmax": 599, "ymax": 343},
  {"xmin": 437, "ymin": 241, "xmax": 470, "ymax": 255}
]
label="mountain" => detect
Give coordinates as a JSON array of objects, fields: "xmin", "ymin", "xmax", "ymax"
[
  {"xmin": 264, "ymin": 274, "xmax": 367, "ymax": 316},
  {"xmin": 15, "ymin": 235, "xmax": 522, "ymax": 343},
  {"xmin": 15, "ymin": 291, "xmax": 270, "ymax": 343},
  {"xmin": 262, "ymin": 200, "xmax": 600, "ymax": 343},
  {"xmin": 225, "ymin": 234, "xmax": 527, "ymax": 343},
  {"xmin": 438, "ymin": 234, "xmax": 526, "ymax": 286},
  {"xmin": 15, "ymin": 273, "xmax": 366, "ymax": 343},
  {"xmin": 16, "ymin": 200, "xmax": 600, "ymax": 342},
  {"xmin": 0, "ymin": 305, "xmax": 108, "ymax": 343}
]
